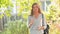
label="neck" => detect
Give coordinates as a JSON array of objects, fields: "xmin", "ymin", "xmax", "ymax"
[{"xmin": 33, "ymin": 13, "xmax": 40, "ymax": 18}]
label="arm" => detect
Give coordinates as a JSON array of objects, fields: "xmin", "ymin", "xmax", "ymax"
[
  {"xmin": 41, "ymin": 15, "xmax": 47, "ymax": 30},
  {"xmin": 38, "ymin": 15, "xmax": 47, "ymax": 30},
  {"xmin": 27, "ymin": 16, "xmax": 34, "ymax": 28}
]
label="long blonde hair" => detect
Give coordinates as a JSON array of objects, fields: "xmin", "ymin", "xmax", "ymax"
[{"xmin": 30, "ymin": 3, "xmax": 42, "ymax": 16}]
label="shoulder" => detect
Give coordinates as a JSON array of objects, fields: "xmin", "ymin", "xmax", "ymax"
[
  {"xmin": 39, "ymin": 13, "xmax": 43, "ymax": 16},
  {"xmin": 39, "ymin": 13, "xmax": 45, "ymax": 18},
  {"xmin": 28, "ymin": 15, "xmax": 32, "ymax": 18},
  {"xmin": 40, "ymin": 13, "xmax": 45, "ymax": 16},
  {"xmin": 28, "ymin": 15, "xmax": 33, "ymax": 19}
]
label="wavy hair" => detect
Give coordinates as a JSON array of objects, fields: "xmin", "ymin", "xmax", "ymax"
[{"xmin": 30, "ymin": 3, "xmax": 41, "ymax": 16}]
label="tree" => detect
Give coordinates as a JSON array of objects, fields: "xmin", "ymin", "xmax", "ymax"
[{"xmin": 45, "ymin": 0, "xmax": 60, "ymax": 34}]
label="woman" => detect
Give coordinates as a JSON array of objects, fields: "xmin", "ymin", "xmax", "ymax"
[{"xmin": 27, "ymin": 3, "xmax": 47, "ymax": 34}]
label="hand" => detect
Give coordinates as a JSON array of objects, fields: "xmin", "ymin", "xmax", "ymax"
[
  {"xmin": 37, "ymin": 26, "xmax": 44, "ymax": 31},
  {"xmin": 41, "ymin": 26, "xmax": 44, "ymax": 30},
  {"xmin": 37, "ymin": 26, "xmax": 41, "ymax": 31}
]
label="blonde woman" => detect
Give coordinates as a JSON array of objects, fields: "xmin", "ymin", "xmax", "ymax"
[{"xmin": 28, "ymin": 3, "xmax": 47, "ymax": 34}]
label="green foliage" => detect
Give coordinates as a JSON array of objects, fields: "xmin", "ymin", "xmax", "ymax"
[
  {"xmin": 0, "ymin": 0, "xmax": 51, "ymax": 34},
  {"xmin": 0, "ymin": 0, "xmax": 13, "ymax": 8},
  {"xmin": 0, "ymin": 14, "xmax": 4, "ymax": 19},
  {"xmin": 16, "ymin": 0, "xmax": 41, "ymax": 17},
  {"xmin": 44, "ymin": 0, "xmax": 60, "ymax": 34},
  {"xmin": 5, "ymin": 10, "xmax": 11, "ymax": 17},
  {"xmin": 0, "ymin": 20, "xmax": 29, "ymax": 34},
  {"xmin": 0, "ymin": 0, "xmax": 13, "ymax": 19},
  {"xmin": 45, "ymin": 0, "xmax": 60, "ymax": 23}
]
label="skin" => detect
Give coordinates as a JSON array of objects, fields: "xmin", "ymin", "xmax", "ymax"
[
  {"xmin": 29, "ymin": 4, "xmax": 44, "ymax": 31},
  {"xmin": 33, "ymin": 5, "xmax": 40, "ymax": 18}
]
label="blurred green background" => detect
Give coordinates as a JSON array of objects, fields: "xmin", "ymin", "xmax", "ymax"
[{"xmin": 0, "ymin": 0, "xmax": 60, "ymax": 34}]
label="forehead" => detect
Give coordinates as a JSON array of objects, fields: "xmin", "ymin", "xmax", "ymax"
[{"xmin": 33, "ymin": 4, "xmax": 38, "ymax": 7}]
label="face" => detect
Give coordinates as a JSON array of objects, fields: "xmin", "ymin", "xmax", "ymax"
[{"xmin": 32, "ymin": 4, "xmax": 39, "ymax": 14}]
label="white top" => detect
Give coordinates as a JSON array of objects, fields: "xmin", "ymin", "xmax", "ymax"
[{"xmin": 27, "ymin": 14, "xmax": 47, "ymax": 34}]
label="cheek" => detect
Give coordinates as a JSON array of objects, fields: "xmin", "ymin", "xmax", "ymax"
[
  {"xmin": 33, "ymin": 9, "xmax": 38, "ymax": 13},
  {"xmin": 36, "ymin": 8, "xmax": 38, "ymax": 11},
  {"xmin": 33, "ymin": 8, "xmax": 38, "ymax": 11},
  {"xmin": 35, "ymin": 8, "xmax": 38, "ymax": 13}
]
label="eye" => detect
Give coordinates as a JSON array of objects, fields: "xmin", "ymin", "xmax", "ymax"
[{"xmin": 36, "ymin": 6, "xmax": 39, "ymax": 8}]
